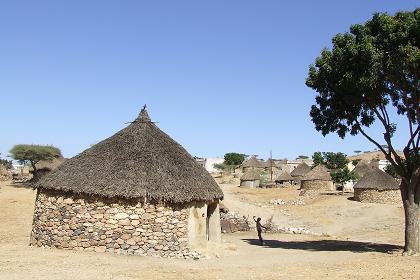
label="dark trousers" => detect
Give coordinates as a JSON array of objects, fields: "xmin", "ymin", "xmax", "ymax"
[{"xmin": 258, "ymin": 230, "xmax": 263, "ymax": 245}]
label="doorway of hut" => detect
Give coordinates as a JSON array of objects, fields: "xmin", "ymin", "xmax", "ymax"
[{"xmin": 206, "ymin": 202, "xmax": 218, "ymax": 241}]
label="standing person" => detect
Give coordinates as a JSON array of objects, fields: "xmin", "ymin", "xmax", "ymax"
[{"xmin": 253, "ymin": 216, "xmax": 267, "ymax": 245}]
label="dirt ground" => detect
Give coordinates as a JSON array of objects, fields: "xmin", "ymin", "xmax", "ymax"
[{"xmin": 1, "ymin": 180, "xmax": 419, "ymax": 280}]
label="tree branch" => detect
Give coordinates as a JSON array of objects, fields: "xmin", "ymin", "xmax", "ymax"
[{"xmin": 373, "ymin": 109, "xmax": 405, "ymax": 168}]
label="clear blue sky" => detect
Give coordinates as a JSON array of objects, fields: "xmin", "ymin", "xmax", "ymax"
[{"xmin": 0, "ymin": 1, "xmax": 418, "ymax": 160}]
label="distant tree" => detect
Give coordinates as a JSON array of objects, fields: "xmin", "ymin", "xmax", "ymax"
[
  {"xmin": 223, "ymin": 153, "xmax": 246, "ymax": 166},
  {"xmin": 312, "ymin": 152, "xmax": 324, "ymax": 166},
  {"xmin": 0, "ymin": 153, "xmax": 13, "ymax": 169},
  {"xmin": 306, "ymin": 9, "xmax": 420, "ymax": 254},
  {"xmin": 213, "ymin": 163, "xmax": 226, "ymax": 172},
  {"xmin": 331, "ymin": 167, "xmax": 359, "ymax": 185},
  {"xmin": 322, "ymin": 152, "xmax": 349, "ymax": 170},
  {"xmin": 9, "ymin": 145, "xmax": 62, "ymax": 177},
  {"xmin": 353, "ymin": 150, "xmax": 362, "ymax": 154},
  {"xmin": 312, "ymin": 152, "xmax": 357, "ymax": 185},
  {"xmin": 297, "ymin": 155, "xmax": 309, "ymax": 160}
]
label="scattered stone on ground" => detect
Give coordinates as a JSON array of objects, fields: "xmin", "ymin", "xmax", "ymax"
[{"xmin": 220, "ymin": 211, "xmax": 250, "ymax": 233}]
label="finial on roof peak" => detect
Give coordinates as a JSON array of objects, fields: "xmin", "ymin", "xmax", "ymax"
[{"xmin": 137, "ymin": 104, "xmax": 151, "ymax": 122}]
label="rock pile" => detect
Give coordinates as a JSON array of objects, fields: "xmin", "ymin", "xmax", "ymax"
[
  {"xmin": 269, "ymin": 198, "xmax": 306, "ymax": 206},
  {"xmin": 220, "ymin": 211, "xmax": 250, "ymax": 233}
]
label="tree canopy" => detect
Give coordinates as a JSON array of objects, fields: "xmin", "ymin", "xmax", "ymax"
[
  {"xmin": 223, "ymin": 152, "xmax": 246, "ymax": 166},
  {"xmin": 306, "ymin": 9, "xmax": 419, "ymax": 178},
  {"xmin": 306, "ymin": 9, "xmax": 420, "ymax": 255},
  {"xmin": 10, "ymin": 145, "xmax": 62, "ymax": 176}
]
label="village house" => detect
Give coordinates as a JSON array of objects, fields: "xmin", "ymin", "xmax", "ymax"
[{"xmin": 31, "ymin": 107, "xmax": 223, "ymax": 258}]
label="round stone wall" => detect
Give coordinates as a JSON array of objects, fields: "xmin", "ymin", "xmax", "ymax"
[
  {"xmin": 353, "ymin": 188, "xmax": 401, "ymax": 204},
  {"xmin": 240, "ymin": 180, "xmax": 260, "ymax": 188},
  {"xmin": 301, "ymin": 180, "xmax": 334, "ymax": 191},
  {"xmin": 31, "ymin": 188, "xmax": 196, "ymax": 258}
]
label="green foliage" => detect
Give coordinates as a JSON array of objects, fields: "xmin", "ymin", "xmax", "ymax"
[
  {"xmin": 312, "ymin": 152, "xmax": 324, "ymax": 166},
  {"xmin": 323, "ymin": 152, "xmax": 349, "ymax": 170},
  {"xmin": 297, "ymin": 155, "xmax": 309, "ymax": 159},
  {"xmin": 213, "ymin": 163, "xmax": 226, "ymax": 171},
  {"xmin": 223, "ymin": 152, "xmax": 246, "ymax": 166},
  {"xmin": 313, "ymin": 152, "xmax": 354, "ymax": 183},
  {"xmin": 352, "ymin": 159, "xmax": 362, "ymax": 166},
  {"xmin": 9, "ymin": 145, "xmax": 62, "ymax": 174},
  {"xmin": 312, "ymin": 152, "xmax": 349, "ymax": 170},
  {"xmin": 0, "ymin": 153, "xmax": 12, "ymax": 169},
  {"xmin": 385, "ymin": 164, "xmax": 400, "ymax": 179},
  {"xmin": 330, "ymin": 167, "xmax": 359, "ymax": 184},
  {"xmin": 306, "ymin": 9, "xmax": 420, "ymax": 178}
]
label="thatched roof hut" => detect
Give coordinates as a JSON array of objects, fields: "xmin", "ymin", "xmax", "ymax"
[
  {"xmin": 241, "ymin": 156, "xmax": 264, "ymax": 172},
  {"xmin": 301, "ymin": 165, "xmax": 334, "ymax": 191},
  {"xmin": 275, "ymin": 171, "xmax": 293, "ymax": 187},
  {"xmin": 291, "ymin": 162, "xmax": 311, "ymax": 177},
  {"xmin": 35, "ymin": 109, "xmax": 222, "ymax": 204},
  {"xmin": 353, "ymin": 169, "xmax": 400, "ymax": 204},
  {"xmin": 303, "ymin": 165, "xmax": 332, "ymax": 181},
  {"xmin": 240, "ymin": 170, "xmax": 261, "ymax": 188},
  {"xmin": 263, "ymin": 158, "xmax": 277, "ymax": 168},
  {"xmin": 352, "ymin": 160, "xmax": 378, "ymax": 178},
  {"xmin": 275, "ymin": 171, "xmax": 293, "ymax": 182},
  {"xmin": 31, "ymin": 107, "xmax": 223, "ymax": 258}
]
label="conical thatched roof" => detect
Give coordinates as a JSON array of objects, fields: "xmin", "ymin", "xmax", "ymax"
[
  {"xmin": 275, "ymin": 171, "xmax": 293, "ymax": 181},
  {"xmin": 302, "ymin": 165, "xmax": 332, "ymax": 181},
  {"xmin": 290, "ymin": 163, "xmax": 311, "ymax": 177},
  {"xmin": 353, "ymin": 160, "xmax": 377, "ymax": 178},
  {"xmin": 240, "ymin": 170, "xmax": 261, "ymax": 181},
  {"xmin": 242, "ymin": 156, "xmax": 264, "ymax": 168},
  {"xmin": 263, "ymin": 158, "xmax": 278, "ymax": 168},
  {"xmin": 35, "ymin": 107, "xmax": 223, "ymax": 204},
  {"xmin": 354, "ymin": 169, "xmax": 399, "ymax": 190}
]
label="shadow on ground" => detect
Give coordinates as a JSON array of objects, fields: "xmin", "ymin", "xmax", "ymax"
[
  {"xmin": 242, "ymin": 238, "xmax": 402, "ymax": 253},
  {"xmin": 7, "ymin": 182, "xmax": 33, "ymax": 189}
]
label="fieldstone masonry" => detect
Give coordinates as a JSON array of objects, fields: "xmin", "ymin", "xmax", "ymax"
[
  {"xmin": 31, "ymin": 189, "xmax": 199, "ymax": 258},
  {"xmin": 354, "ymin": 189, "xmax": 401, "ymax": 204}
]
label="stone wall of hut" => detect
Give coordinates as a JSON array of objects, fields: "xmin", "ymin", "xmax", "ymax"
[
  {"xmin": 354, "ymin": 189, "xmax": 401, "ymax": 204},
  {"xmin": 301, "ymin": 180, "xmax": 334, "ymax": 191},
  {"xmin": 240, "ymin": 180, "xmax": 260, "ymax": 188},
  {"xmin": 30, "ymin": 188, "xmax": 197, "ymax": 258}
]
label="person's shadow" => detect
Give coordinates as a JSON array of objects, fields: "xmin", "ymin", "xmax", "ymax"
[{"xmin": 242, "ymin": 238, "xmax": 402, "ymax": 254}]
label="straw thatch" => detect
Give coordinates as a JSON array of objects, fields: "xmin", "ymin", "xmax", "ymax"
[
  {"xmin": 352, "ymin": 160, "xmax": 377, "ymax": 178},
  {"xmin": 302, "ymin": 165, "xmax": 331, "ymax": 181},
  {"xmin": 240, "ymin": 170, "xmax": 261, "ymax": 181},
  {"xmin": 34, "ymin": 108, "xmax": 223, "ymax": 204},
  {"xmin": 242, "ymin": 156, "xmax": 264, "ymax": 168},
  {"xmin": 263, "ymin": 158, "xmax": 277, "ymax": 168},
  {"xmin": 354, "ymin": 169, "xmax": 399, "ymax": 190},
  {"xmin": 290, "ymin": 163, "xmax": 311, "ymax": 177},
  {"xmin": 275, "ymin": 171, "xmax": 293, "ymax": 182}
]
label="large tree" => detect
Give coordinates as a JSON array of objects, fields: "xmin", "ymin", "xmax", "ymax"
[
  {"xmin": 306, "ymin": 9, "xmax": 420, "ymax": 255},
  {"xmin": 10, "ymin": 145, "xmax": 62, "ymax": 177},
  {"xmin": 224, "ymin": 152, "xmax": 246, "ymax": 166}
]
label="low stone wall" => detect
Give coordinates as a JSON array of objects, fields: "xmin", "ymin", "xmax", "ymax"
[
  {"xmin": 301, "ymin": 180, "xmax": 334, "ymax": 191},
  {"xmin": 31, "ymin": 189, "xmax": 195, "ymax": 258},
  {"xmin": 354, "ymin": 188, "xmax": 401, "ymax": 204}
]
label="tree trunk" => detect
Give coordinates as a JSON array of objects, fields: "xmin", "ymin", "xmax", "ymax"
[{"xmin": 401, "ymin": 175, "xmax": 420, "ymax": 255}]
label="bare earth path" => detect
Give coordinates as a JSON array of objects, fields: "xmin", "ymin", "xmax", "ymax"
[{"xmin": 0, "ymin": 181, "xmax": 419, "ymax": 279}]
